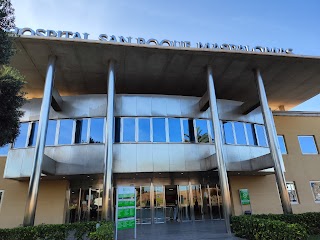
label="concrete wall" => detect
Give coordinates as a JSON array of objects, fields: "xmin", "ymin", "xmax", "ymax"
[
  {"xmin": 229, "ymin": 175, "xmax": 282, "ymax": 216},
  {"xmin": 274, "ymin": 115, "xmax": 320, "ymax": 213},
  {"xmin": 0, "ymin": 156, "xmax": 68, "ymax": 228}
]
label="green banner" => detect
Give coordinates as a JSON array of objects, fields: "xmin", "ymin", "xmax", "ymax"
[
  {"xmin": 239, "ymin": 189, "xmax": 250, "ymax": 205},
  {"xmin": 118, "ymin": 200, "xmax": 135, "ymax": 207},
  {"xmin": 118, "ymin": 208, "xmax": 135, "ymax": 219},
  {"xmin": 117, "ymin": 219, "xmax": 135, "ymax": 230},
  {"xmin": 118, "ymin": 193, "xmax": 135, "ymax": 199}
]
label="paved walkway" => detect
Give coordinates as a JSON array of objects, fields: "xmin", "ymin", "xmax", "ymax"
[{"xmin": 117, "ymin": 220, "xmax": 242, "ymax": 240}]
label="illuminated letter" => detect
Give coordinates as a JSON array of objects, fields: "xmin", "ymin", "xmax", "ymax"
[
  {"xmin": 285, "ymin": 48, "xmax": 293, "ymax": 54},
  {"xmin": 35, "ymin": 29, "xmax": 46, "ymax": 36},
  {"xmin": 229, "ymin": 44, "xmax": 237, "ymax": 50},
  {"xmin": 254, "ymin": 46, "xmax": 264, "ymax": 52},
  {"xmin": 73, "ymin": 32, "xmax": 82, "ymax": 39},
  {"xmin": 212, "ymin": 43, "xmax": 219, "ymax": 49},
  {"xmin": 19, "ymin": 28, "xmax": 35, "ymax": 36},
  {"xmin": 83, "ymin": 33, "xmax": 89, "ymax": 39},
  {"xmin": 99, "ymin": 34, "xmax": 108, "ymax": 41},
  {"xmin": 136, "ymin": 37, "xmax": 146, "ymax": 44},
  {"xmin": 196, "ymin": 42, "xmax": 210, "ymax": 48},
  {"xmin": 147, "ymin": 38, "xmax": 159, "ymax": 45},
  {"xmin": 57, "ymin": 31, "xmax": 63, "ymax": 37},
  {"xmin": 221, "ymin": 44, "xmax": 231, "ymax": 50},
  {"xmin": 62, "ymin": 31, "xmax": 73, "ymax": 38},
  {"xmin": 109, "ymin": 35, "xmax": 117, "ymax": 42},
  {"xmin": 160, "ymin": 39, "xmax": 172, "ymax": 46},
  {"xmin": 47, "ymin": 30, "xmax": 57, "ymax": 37},
  {"xmin": 119, "ymin": 36, "xmax": 132, "ymax": 43}
]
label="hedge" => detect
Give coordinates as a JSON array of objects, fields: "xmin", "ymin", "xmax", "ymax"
[
  {"xmin": 0, "ymin": 221, "xmax": 114, "ymax": 240},
  {"xmin": 253, "ymin": 212, "xmax": 320, "ymax": 235},
  {"xmin": 231, "ymin": 215, "xmax": 308, "ymax": 240}
]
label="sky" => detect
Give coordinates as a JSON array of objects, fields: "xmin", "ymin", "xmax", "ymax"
[{"xmin": 11, "ymin": 0, "xmax": 320, "ymax": 111}]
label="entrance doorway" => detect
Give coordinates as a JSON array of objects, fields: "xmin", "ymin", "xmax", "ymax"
[{"xmin": 67, "ymin": 187, "xmax": 103, "ymax": 223}]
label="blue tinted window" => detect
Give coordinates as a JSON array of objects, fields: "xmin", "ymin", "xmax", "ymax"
[
  {"xmin": 58, "ymin": 120, "xmax": 73, "ymax": 145},
  {"xmin": 196, "ymin": 119, "xmax": 209, "ymax": 143},
  {"xmin": 209, "ymin": 121, "xmax": 214, "ymax": 142},
  {"xmin": 278, "ymin": 135, "xmax": 287, "ymax": 154},
  {"xmin": 183, "ymin": 119, "xmax": 195, "ymax": 143},
  {"xmin": 245, "ymin": 123, "xmax": 257, "ymax": 146},
  {"xmin": 138, "ymin": 118, "xmax": 150, "ymax": 142},
  {"xmin": 0, "ymin": 144, "xmax": 9, "ymax": 155},
  {"xmin": 13, "ymin": 122, "xmax": 29, "ymax": 148},
  {"xmin": 46, "ymin": 120, "xmax": 57, "ymax": 146},
  {"xmin": 90, "ymin": 118, "xmax": 104, "ymax": 143},
  {"xmin": 255, "ymin": 125, "xmax": 268, "ymax": 147},
  {"xmin": 223, "ymin": 122, "xmax": 234, "ymax": 144},
  {"xmin": 123, "ymin": 118, "xmax": 135, "ymax": 142},
  {"xmin": 28, "ymin": 122, "xmax": 39, "ymax": 146},
  {"xmin": 75, "ymin": 119, "xmax": 88, "ymax": 144},
  {"xmin": 153, "ymin": 118, "xmax": 166, "ymax": 142},
  {"xmin": 169, "ymin": 118, "xmax": 182, "ymax": 142},
  {"xmin": 234, "ymin": 122, "xmax": 246, "ymax": 145},
  {"xmin": 298, "ymin": 136, "xmax": 318, "ymax": 154}
]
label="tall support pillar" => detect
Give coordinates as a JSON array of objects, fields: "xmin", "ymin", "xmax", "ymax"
[
  {"xmin": 207, "ymin": 66, "xmax": 232, "ymax": 233},
  {"xmin": 23, "ymin": 55, "xmax": 57, "ymax": 226},
  {"xmin": 102, "ymin": 60, "xmax": 116, "ymax": 221},
  {"xmin": 254, "ymin": 69, "xmax": 292, "ymax": 214}
]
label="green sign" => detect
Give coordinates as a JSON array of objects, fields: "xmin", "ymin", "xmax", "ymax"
[
  {"xmin": 117, "ymin": 219, "xmax": 135, "ymax": 230},
  {"xmin": 239, "ymin": 189, "xmax": 250, "ymax": 205},
  {"xmin": 116, "ymin": 186, "xmax": 136, "ymax": 231}
]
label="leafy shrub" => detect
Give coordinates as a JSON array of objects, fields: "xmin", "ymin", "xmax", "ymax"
[
  {"xmin": 253, "ymin": 212, "xmax": 320, "ymax": 235},
  {"xmin": 231, "ymin": 215, "xmax": 308, "ymax": 240},
  {"xmin": 89, "ymin": 222, "xmax": 114, "ymax": 240},
  {"xmin": 0, "ymin": 221, "xmax": 114, "ymax": 240}
]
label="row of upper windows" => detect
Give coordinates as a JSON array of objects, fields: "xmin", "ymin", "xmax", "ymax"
[
  {"xmin": 277, "ymin": 135, "xmax": 320, "ymax": 155},
  {"xmin": 0, "ymin": 117, "xmax": 268, "ymax": 155}
]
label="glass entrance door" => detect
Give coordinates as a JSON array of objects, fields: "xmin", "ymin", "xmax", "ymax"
[
  {"xmin": 178, "ymin": 185, "xmax": 191, "ymax": 221},
  {"xmin": 191, "ymin": 185, "xmax": 203, "ymax": 220},
  {"xmin": 208, "ymin": 184, "xmax": 223, "ymax": 219},
  {"xmin": 68, "ymin": 187, "xmax": 103, "ymax": 223},
  {"xmin": 140, "ymin": 186, "xmax": 152, "ymax": 224},
  {"xmin": 154, "ymin": 186, "xmax": 165, "ymax": 223},
  {"xmin": 202, "ymin": 186, "xmax": 211, "ymax": 220}
]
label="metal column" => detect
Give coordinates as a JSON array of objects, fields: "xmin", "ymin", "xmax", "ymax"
[
  {"xmin": 23, "ymin": 55, "xmax": 57, "ymax": 226},
  {"xmin": 102, "ymin": 60, "xmax": 116, "ymax": 221},
  {"xmin": 254, "ymin": 69, "xmax": 292, "ymax": 214},
  {"xmin": 206, "ymin": 66, "xmax": 232, "ymax": 233}
]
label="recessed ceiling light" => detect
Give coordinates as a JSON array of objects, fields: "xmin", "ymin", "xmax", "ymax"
[
  {"xmin": 169, "ymin": 188, "xmax": 173, "ymax": 191},
  {"xmin": 181, "ymin": 173, "xmax": 184, "ymax": 175},
  {"xmin": 87, "ymin": 175, "xmax": 90, "ymax": 178}
]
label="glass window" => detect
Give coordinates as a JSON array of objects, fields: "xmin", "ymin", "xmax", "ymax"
[
  {"xmin": 286, "ymin": 182, "xmax": 299, "ymax": 203},
  {"xmin": 223, "ymin": 122, "xmax": 235, "ymax": 144},
  {"xmin": 245, "ymin": 123, "xmax": 257, "ymax": 146},
  {"xmin": 278, "ymin": 135, "xmax": 287, "ymax": 154},
  {"xmin": 75, "ymin": 119, "xmax": 88, "ymax": 144},
  {"xmin": 58, "ymin": 119, "xmax": 73, "ymax": 145},
  {"xmin": 45, "ymin": 120, "xmax": 57, "ymax": 146},
  {"xmin": 0, "ymin": 190, "xmax": 3, "ymax": 210},
  {"xmin": 169, "ymin": 118, "xmax": 182, "ymax": 142},
  {"xmin": 90, "ymin": 118, "xmax": 104, "ymax": 143},
  {"xmin": 0, "ymin": 145, "xmax": 9, "ymax": 155},
  {"xmin": 209, "ymin": 120, "xmax": 214, "ymax": 142},
  {"xmin": 183, "ymin": 119, "xmax": 195, "ymax": 143},
  {"xmin": 114, "ymin": 117, "xmax": 121, "ymax": 143},
  {"xmin": 195, "ymin": 119, "xmax": 209, "ymax": 143},
  {"xmin": 28, "ymin": 122, "xmax": 39, "ymax": 146},
  {"xmin": 310, "ymin": 181, "xmax": 320, "ymax": 202},
  {"xmin": 123, "ymin": 118, "xmax": 135, "ymax": 142},
  {"xmin": 138, "ymin": 118, "xmax": 150, "ymax": 142},
  {"xmin": 298, "ymin": 136, "xmax": 318, "ymax": 154},
  {"xmin": 255, "ymin": 125, "xmax": 268, "ymax": 147},
  {"xmin": 153, "ymin": 118, "xmax": 166, "ymax": 142},
  {"xmin": 234, "ymin": 122, "xmax": 247, "ymax": 145},
  {"xmin": 13, "ymin": 122, "xmax": 29, "ymax": 148}
]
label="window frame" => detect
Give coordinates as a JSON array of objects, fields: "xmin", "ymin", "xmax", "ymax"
[
  {"xmin": 74, "ymin": 118, "xmax": 90, "ymax": 144},
  {"xmin": 194, "ymin": 119, "xmax": 212, "ymax": 144},
  {"xmin": 13, "ymin": 121, "xmax": 30, "ymax": 149},
  {"xmin": 0, "ymin": 190, "xmax": 4, "ymax": 212},
  {"xmin": 286, "ymin": 181, "xmax": 299, "ymax": 204},
  {"xmin": 137, "ymin": 117, "xmax": 152, "ymax": 143},
  {"xmin": 254, "ymin": 124, "xmax": 268, "ymax": 147},
  {"xmin": 277, "ymin": 135, "xmax": 288, "ymax": 154},
  {"xmin": 298, "ymin": 135, "xmax": 318, "ymax": 155},
  {"xmin": 310, "ymin": 181, "xmax": 320, "ymax": 203}
]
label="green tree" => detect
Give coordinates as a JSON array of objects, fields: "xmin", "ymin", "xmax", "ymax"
[{"xmin": 0, "ymin": 0, "xmax": 26, "ymax": 147}]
